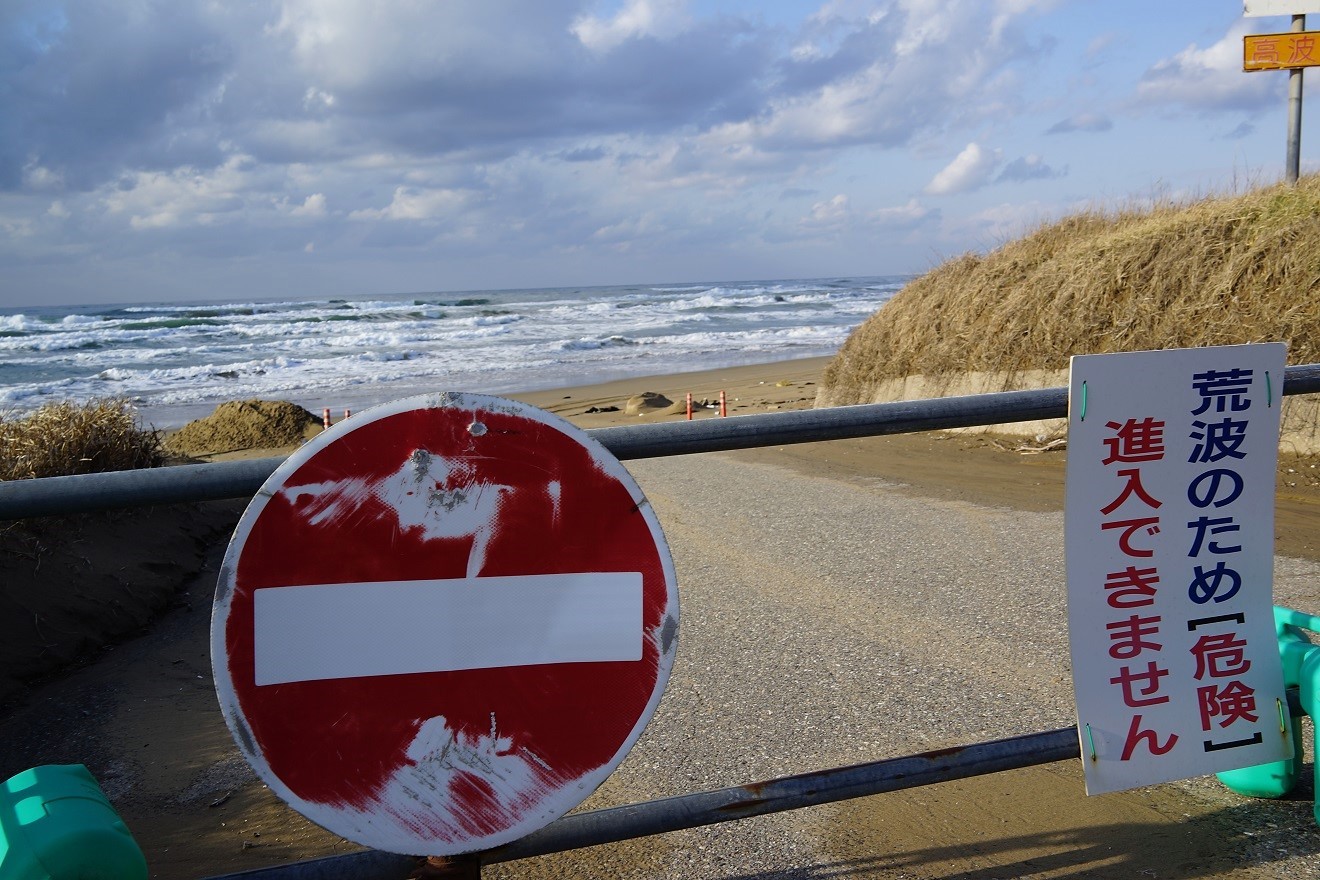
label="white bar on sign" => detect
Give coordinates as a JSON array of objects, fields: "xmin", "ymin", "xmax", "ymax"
[{"xmin": 253, "ymin": 572, "xmax": 643, "ymax": 685}]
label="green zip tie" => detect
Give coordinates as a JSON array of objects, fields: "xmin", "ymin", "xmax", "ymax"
[
  {"xmin": 1079, "ymin": 381, "xmax": 1088, "ymax": 422},
  {"xmin": 1085, "ymin": 723, "xmax": 1097, "ymax": 761},
  {"xmin": 1266, "ymin": 370, "xmax": 1273, "ymax": 408}
]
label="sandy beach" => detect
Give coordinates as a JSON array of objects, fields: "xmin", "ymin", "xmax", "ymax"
[{"xmin": 4, "ymin": 355, "xmax": 1320, "ymax": 879}]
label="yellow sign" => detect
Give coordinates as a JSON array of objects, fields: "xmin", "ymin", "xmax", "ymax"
[{"xmin": 1244, "ymin": 32, "xmax": 1320, "ymax": 71}]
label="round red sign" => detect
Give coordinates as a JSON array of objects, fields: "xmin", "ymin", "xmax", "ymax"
[{"xmin": 212, "ymin": 393, "xmax": 679, "ymax": 855}]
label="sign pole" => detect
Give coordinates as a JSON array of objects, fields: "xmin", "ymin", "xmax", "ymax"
[
  {"xmin": 1242, "ymin": 3, "xmax": 1320, "ymax": 182},
  {"xmin": 1288, "ymin": 14, "xmax": 1306, "ymax": 184}
]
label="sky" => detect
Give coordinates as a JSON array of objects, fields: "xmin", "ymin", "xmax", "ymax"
[{"xmin": 2, "ymin": 0, "xmax": 1318, "ymax": 307}]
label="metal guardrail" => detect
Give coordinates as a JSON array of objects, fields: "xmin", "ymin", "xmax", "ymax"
[
  {"xmin": 0, "ymin": 384, "xmax": 1060, "ymax": 518},
  {"xmin": 207, "ymin": 728, "xmax": 1084, "ymax": 880},
  {"xmin": 5, "ymin": 365, "xmax": 1319, "ymax": 878},
  {"xmin": 6, "ymin": 362, "xmax": 1320, "ymax": 520},
  {"xmin": 208, "ymin": 688, "xmax": 1310, "ymax": 880}
]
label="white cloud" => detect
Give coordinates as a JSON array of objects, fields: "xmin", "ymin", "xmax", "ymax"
[
  {"xmin": 797, "ymin": 193, "xmax": 934, "ymax": 235},
  {"xmin": 1137, "ymin": 21, "xmax": 1275, "ymax": 113},
  {"xmin": 1086, "ymin": 31, "xmax": 1118, "ymax": 59},
  {"xmin": 612, "ymin": 140, "xmax": 757, "ymax": 194},
  {"xmin": 264, "ymin": 1, "xmax": 579, "ymax": 118},
  {"xmin": 572, "ymin": 0, "xmax": 691, "ymax": 52},
  {"xmin": 591, "ymin": 211, "xmax": 660, "ymax": 247},
  {"xmin": 868, "ymin": 198, "xmax": 932, "ymax": 229},
  {"xmin": 302, "ymin": 88, "xmax": 336, "ymax": 112},
  {"xmin": 0, "ymin": 214, "xmax": 35, "ymax": 239},
  {"xmin": 943, "ymin": 200, "xmax": 1059, "ymax": 246},
  {"xmin": 290, "ymin": 193, "xmax": 327, "ymax": 217},
  {"xmin": 996, "ymin": 154, "xmax": 1063, "ymax": 183},
  {"xmin": 2, "ymin": 2, "xmax": 240, "ymax": 191},
  {"xmin": 924, "ymin": 143, "xmax": 1002, "ymax": 195},
  {"xmin": 22, "ymin": 162, "xmax": 64, "ymax": 192},
  {"xmin": 1047, "ymin": 113, "xmax": 1113, "ymax": 134},
  {"xmin": 809, "ymin": 0, "xmax": 887, "ymax": 25},
  {"xmin": 101, "ymin": 156, "xmax": 254, "ymax": 229},
  {"xmin": 702, "ymin": 0, "xmax": 1050, "ymax": 156},
  {"xmin": 803, "ymin": 193, "xmax": 851, "ymax": 229},
  {"xmin": 349, "ymin": 186, "xmax": 467, "ymax": 221}
]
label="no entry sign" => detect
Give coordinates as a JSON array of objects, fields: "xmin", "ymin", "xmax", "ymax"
[{"xmin": 212, "ymin": 393, "xmax": 679, "ymax": 855}]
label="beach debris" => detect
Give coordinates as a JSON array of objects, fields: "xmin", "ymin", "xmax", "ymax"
[
  {"xmin": 584, "ymin": 405, "xmax": 620, "ymax": 414},
  {"xmin": 1016, "ymin": 438, "xmax": 1068, "ymax": 455}
]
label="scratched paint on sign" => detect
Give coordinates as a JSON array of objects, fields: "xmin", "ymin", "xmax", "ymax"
[
  {"xmin": 212, "ymin": 393, "xmax": 679, "ymax": 855},
  {"xmin": 334, "ymin": 714, "xmax": 576, "ymax": 850},
  {"xmin": 279, "ymin": 447, "xmax": 532, "ymax": 578}
]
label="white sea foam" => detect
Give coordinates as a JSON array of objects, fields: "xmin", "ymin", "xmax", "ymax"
[{"xmin": 0, "ymin": 277, "xmax": 904, "ymax": 427}]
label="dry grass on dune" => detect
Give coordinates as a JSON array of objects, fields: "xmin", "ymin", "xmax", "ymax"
[
  {"xmin": 823, "ymin": 175, "xmax": 1320, "ymax": 405},
  {"xmin": 0, "ymin": 399, "xmax": 165, "ymax": 481}
]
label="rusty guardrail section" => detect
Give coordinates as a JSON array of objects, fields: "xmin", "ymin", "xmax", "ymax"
[
  {"xmin": 5, "ymin": 364, "xmax": 1320, "ymax": 520},
  {"xmin": 4, "ymin": 364, "xmax": 1320, "ymax": 879},
  {"xmin": 0, "ymin": 384, "xmax": 1072, "ymax": 518}
]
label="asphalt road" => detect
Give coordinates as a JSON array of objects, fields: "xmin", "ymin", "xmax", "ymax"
[{"xmin": 487, "ymin": 450, "xmax": 1320, "ymax": 879}]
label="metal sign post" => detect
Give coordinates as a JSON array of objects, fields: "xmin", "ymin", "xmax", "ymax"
[
  {"xmin": 1289, "ymin": 15, "xmax": 1306, "ymax": 183},
  {"xmin": 1244, "ymin": 3, "xmax": 1320, "ymax": 183}
]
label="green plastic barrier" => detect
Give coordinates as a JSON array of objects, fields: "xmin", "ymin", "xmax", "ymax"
[
  {"xmin": 1217, "ymin": 606, "xmax": 1320, "ymax": 822},
  {"xmin": 0, "ymin": 764, "xmax": 146, "ymax": 880}
]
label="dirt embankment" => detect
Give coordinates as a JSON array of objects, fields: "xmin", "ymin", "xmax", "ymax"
[
  {"xmin": 164, "ymin": 399, "xmax": 322, "ymax": 458},
  {"xmin": 2, "ymin": 399, "xmax": 320, "ymax": 705},
  {"xmin": 0, "ymin": 504, "xmax": 242, "ymax": 706}
]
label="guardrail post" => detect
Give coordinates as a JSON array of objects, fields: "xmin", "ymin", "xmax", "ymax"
[{"xmin": 411, "ymin": 855, "xmax": 481, "ymax": 879}]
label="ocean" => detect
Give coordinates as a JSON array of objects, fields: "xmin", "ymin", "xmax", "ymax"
[{"xmin": 0, "ymin": 277, "xmax": 904, "ymax": 430}]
